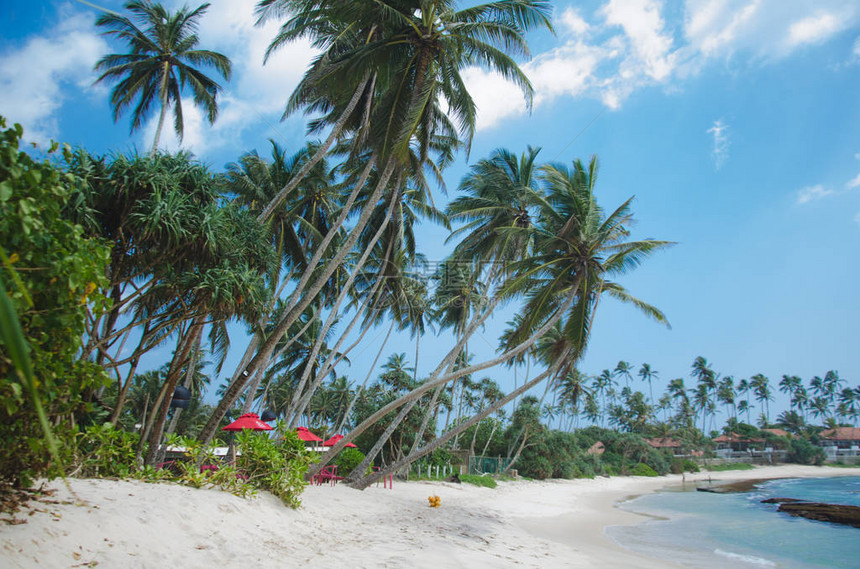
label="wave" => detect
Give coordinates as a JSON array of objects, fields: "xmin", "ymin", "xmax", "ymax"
[{"xmin": 714, "ymin": 548, "xmax": 777, "ymax": 567}]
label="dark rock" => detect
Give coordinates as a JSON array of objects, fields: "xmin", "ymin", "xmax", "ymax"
[
  {"xmin": 447, "ymin": 473, "xmax": 461, "ymax": 484},
  {"xmin": 761, "ymin": 497, "xmax": 805, "ymax": 504},
  {"xmin": 776, "ymin": 501, "xmax": 860, "ymax": 528}
]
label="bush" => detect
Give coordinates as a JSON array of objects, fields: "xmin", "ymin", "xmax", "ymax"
[
  {"xmin": 786, "ymin": 438, "xmax": 826, "ymax": 466},
  {"xmin": 671, "ymin": 458, "xmax": 700, "ymax": 474},
  {"xmin": 631, "ymin": 463, "xmax": 659, "ymax": 477},
  {"xmin": 0, "ymin": 118, "xmax": 111, "ymax": 488},
  {"xmin": 73, "ymin": 423, "xmax": 139, "ymax": 478},
  {"xmin": 334, "ymin": 447, "xmax": 366, "ymax": 477},
  {"xmin": 235, "ymin": 429, "xmax": 314, "ymax": 508},
  {"xmin": 459, "ymin": 474, "xmax": 497, "ymax": 488}
]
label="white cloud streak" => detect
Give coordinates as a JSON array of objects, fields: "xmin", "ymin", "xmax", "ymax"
[
  {"xmin": 796, "ymin": 184, "xmax": 834, "ymax": 204},
  {"xmin": 706, "ymin": 119, "xmax": 729, "ymax": 170}
]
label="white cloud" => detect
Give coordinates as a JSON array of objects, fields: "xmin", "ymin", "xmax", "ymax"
[
  {"xmin": 601, "ymin": 0, "xmax": 676, "ymax": 81},
  {"xmin": 787, "ymin": 12, "xmax": 843, "ymax": 49},
  {"xmin": 796, "ymin": 184, "xmax": 835, "ymax": 204},
  {"xmin": 559, "ymin": 7, "xmax": 591, "ymax": 36},
  {"xmin": 683, "ymin": 0, "xmax": 858, "ymax": 60},
  {"xmin": 0, "ymin": 11, "xmax": 107, "ymax": 142},
  {"xmin": 706, "ymin": 119, "xmax": 729, "ymax": 169},
  {"xmin": 847, "ymin": 173, "xmax": 860, "ymax": 189}
]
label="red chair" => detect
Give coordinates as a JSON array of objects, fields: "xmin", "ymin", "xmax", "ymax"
[
  {"xmin": 314, "ymin": 465, "xmax": 344, "ymax": 486},
  {"xmin": 372, "ymin": 466, "xmax": 393, "ymax": 489}
]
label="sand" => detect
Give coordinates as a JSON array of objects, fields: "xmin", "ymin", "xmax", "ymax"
[{"xmin": 2, "ymin": 465, "xmax": 859, "ymax": 568}]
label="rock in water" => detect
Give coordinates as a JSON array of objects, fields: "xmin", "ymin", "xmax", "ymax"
[{"xmin": 775, "ymin": 501, "xmax": 860, "ymax": 528}]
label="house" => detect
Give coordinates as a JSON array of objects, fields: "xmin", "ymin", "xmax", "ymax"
[
  {"xmin": 713, "ymin": 433, "xmax": 764, "ymax": 452},
  {"xmin": 818, "ymin": 427, "xmax": 860, "ymax": 456},
  {"xmin": 761, "ymin": 428, "xmax": 792, "ymax": 438}
]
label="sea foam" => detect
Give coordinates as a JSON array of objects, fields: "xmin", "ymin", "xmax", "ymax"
[{"xmin": 714, "ymin": 548, "xmax": 777, "ymax": 567}]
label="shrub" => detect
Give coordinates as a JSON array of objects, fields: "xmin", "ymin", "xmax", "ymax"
[
  {"xmin": 459, "ymin": 474, "xmax": 497, "ymax": 488},
  {"xmin": 0, "ymin": 118, "xmax": 111, "ymax": 488},
  {"xmin": 631, "ymin": 463, "xmax": 659, "ymax": 477},
  {"xmin": 334, "ymin": 447, "xmax": 366, "ymax": 477},
  {"xmin": 235, "ymin": 429, "xmax": 314, "ymax": 508},
  {"xmin": 73, "ymin": 423, "xmax": 139, "ymax": 478},
  {"xmin": 786, "ymin": 438, "xmax": 826, "ymax": 466}
]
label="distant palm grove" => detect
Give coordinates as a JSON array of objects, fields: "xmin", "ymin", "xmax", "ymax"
[{"xmin": 1, "ymin": 0, "xmax": 854, "ymax": 491}]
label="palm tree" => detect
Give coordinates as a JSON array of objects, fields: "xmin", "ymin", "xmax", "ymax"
[
  {"xmin": 750, "ymin": 373, "xmax": 772, "ymax": 425},
  {"xmin": 614, "ymin": 361, "xmax": 634, "ymax": 389},
  {"xmin": 344, "ymin": 155, "xmax": 672, "ymax": 487},
  {"xmin": 94, "ymin": 1, "xmax": 232, "ymax": 153},
  {"xmin": 198, "ymin": 1, "xmax": 553, "ymax": 445},
  {"xmin": 638, "ymin": 363, "xmax": 657, "ymax": 403}
]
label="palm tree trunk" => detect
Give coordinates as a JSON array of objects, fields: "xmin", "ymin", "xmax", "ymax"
[
  {"xmin": 286, "ymin": 185, "xmax": 400, "ymax": 424},
  {"xmin": 351, "ymin": 361, "xmax": 561, "ymax": 490},
  {"xmin": 336, "ymin": 320, "xmax": 395, "ymax": 433},
  {"xmin": 144, "ymin": 316, "xmax": 204, "ymax": 467},
  {"xmin": 345, "ymin": 397, "xmax": 420, "ymax": 483},
  {"xmin": 197, "ymin": 157, "xmax": 396, "ymax": 446},
  {"xmin": 257, "ymin": 75, "xmax": 371, "ymax": 223},
  {"xmin": 150, "ymin": 61, "xmax": 170, "ymax": 155},
  {"xmin": 314, "ymin": 285, "xmax": 580, "ymax": 478}
]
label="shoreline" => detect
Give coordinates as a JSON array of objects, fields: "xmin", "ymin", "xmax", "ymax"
[{"xmin": 2, "ymin": 465, "xmax": 859, "ymax": 568}]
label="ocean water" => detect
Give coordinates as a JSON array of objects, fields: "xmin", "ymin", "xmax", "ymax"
[{"xmin": 607, "ymin": 476, "xmax": 860, "ymax": 569}]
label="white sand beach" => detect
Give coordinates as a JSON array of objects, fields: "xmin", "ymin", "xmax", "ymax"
[{"xmin": 3, "ymin": 465, "xmax": 859, "ymax": 568}]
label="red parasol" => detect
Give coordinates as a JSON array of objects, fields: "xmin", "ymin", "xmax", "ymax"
[
  {"xmin": 222, "ymin": 413, "xmax": 274, "ymax": 431},
  {"xmin": 323, "ymin": 434, "xmax": 357, "ymax": 448},
  {"xmin": 295, "ymin": 426, "xmax": 323, "ymax": 442}
]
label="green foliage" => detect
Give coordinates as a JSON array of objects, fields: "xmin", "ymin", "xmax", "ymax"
[
  {"xmin": 786, "ymin": 438, "xmax": 826, "ymax": 466},
  {"xmin": 459, "ymin": 474, "xmax": 497, "ymax": 488},
  {"xmin": 707, "ymin": 462, "xmax": 755, "ymax": 471},
  {"xmin": 333, "ymin": 447, "xmax": 366, "ymax": 477},
  {"xmin": 670, "ymin": 459, "xmax": 700, "ymax": 474},
  {"xmin": 235, "ymin": 429, "xmax": 313, "ymax": 508},
  {"xmin": 631, "ymin": 463, "xmax": 659, "ymax": 477},
  {"xmin": 0, "ymin": 118, "xmax": 111, "ymax": 487},
  {"xmin": 73, "ymin": 423, "xmax": 140, "ymax": 478}
]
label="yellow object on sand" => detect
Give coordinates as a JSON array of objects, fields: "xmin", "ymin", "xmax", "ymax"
[{"xmin": 427, "ymin": 495, "xmax": 441, "ymax": 508}]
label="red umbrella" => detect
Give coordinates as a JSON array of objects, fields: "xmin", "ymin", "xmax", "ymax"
[
  {"xmin": 323, "ymin": 434, "xmax": 357, "ymax": 448},
  {"xmin": 295, "ymin": 426, "xmax": 323, "ymax": 442},
  {"xmin": 222, "ymin": 413, "xmax": 274, "ymax": 431}
]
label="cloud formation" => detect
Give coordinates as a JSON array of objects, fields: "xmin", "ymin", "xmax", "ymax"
[
  {"xmin": 706, "ymin": 119, "xmax": 729, "ymax": 170},
  {"xmin": 0, "ymin": 11, "xmax": 107, "ymax": 142},
  {"xmin": 465, "ymin": 0, "xmax": 859, "ymax": 130},
  {"xmin": 796, "ymin": 184, "xmax": 835, "ymax": 204}
]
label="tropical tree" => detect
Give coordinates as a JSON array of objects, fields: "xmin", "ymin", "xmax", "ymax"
[
  {"xmin": 750, "ymin": 373, "xmax": 772, "ymax": 424},
  {"xmin": 198, "ymin": 0, "xmax": 553, "ymax": 445},
  {"xmin": 638, "ymin": 362, "xmax": 657, "ymax": 403},
  {"xmin": 94, "ymin": 1, "xmax": 232, "ymax": 153}
]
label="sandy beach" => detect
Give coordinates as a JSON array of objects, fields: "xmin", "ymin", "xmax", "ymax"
[{"xmin": 2, "ymin": 465, "xmax": 859, "ymax": 568}]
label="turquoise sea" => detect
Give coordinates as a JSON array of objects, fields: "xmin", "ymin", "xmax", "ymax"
[{"xmin": 607, "ymin": 476, "xmax": 860, "ymax": 569}]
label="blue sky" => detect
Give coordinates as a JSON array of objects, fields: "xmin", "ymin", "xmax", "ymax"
[{"xmin": 1, "ymin": 0, "xmax": 858, "ymax": 423}]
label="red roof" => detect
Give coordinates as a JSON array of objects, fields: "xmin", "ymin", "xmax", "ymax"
[
  {"xmin": 586, "ymin": 441, "xmax": 605, "ymax": 455},
  {"xmin": 714, "ymin": 432, "xmax": 764, "ymax": 443},
  {"xmin": 820, "ymin": 427, "xmax": 860, "ymax": 441},
  {"xmin": 645, "ymin": 437, "xmax": 681, "ymax": 448},
  {"xmin": 761, "ymin": 428, "xmax": 791, "ymax": 438}
]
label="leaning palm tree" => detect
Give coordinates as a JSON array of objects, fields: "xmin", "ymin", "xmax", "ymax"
[
  {"xmin": 197, "ymin": 2, "xmax": 553, "ymax": 446},
  {"xmin": 94, "ymin": 1, "xmax": 232, "ymax": 153}
]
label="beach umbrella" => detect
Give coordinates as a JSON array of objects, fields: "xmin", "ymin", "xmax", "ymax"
[
  {"xmin": 323, "ymin": 434, "xmax": 357, "ymax": 448},
  {"xmin": 295, "ymin": 426, "xmax": 323, "ymax": 442},
  {"xmin": 222, "ymin": 413, "xmax": 274, "ymax": 431}
]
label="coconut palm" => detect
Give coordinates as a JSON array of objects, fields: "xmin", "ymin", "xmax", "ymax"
[
  {"xmin": 198, "ymin": 1, "xmax": 553, "ymax": 446},
  {"xmin": 344, "ymin": 155, "xmax": 672, "ymax": 488},
  {"xmin": 750, "ymin": 373, "xmax": 773, "ymax": 424},
  {"xmin": 94, "ymin": 1, "xmax": 232, "ymax": 153},
  {"xmin": 638, "ymin": 363, "xmax": 657, "ymax": 403}
]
